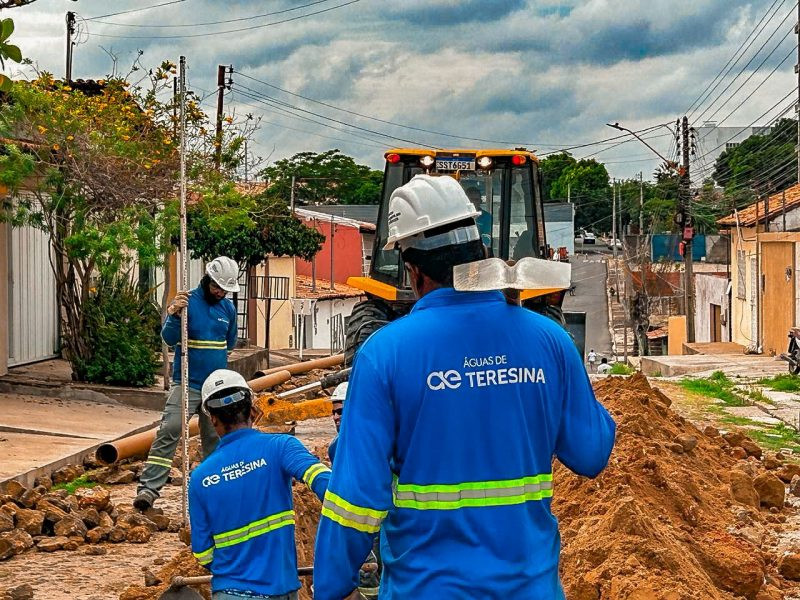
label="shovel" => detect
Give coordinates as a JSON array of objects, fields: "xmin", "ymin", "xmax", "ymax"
[{"xmin": 158, "ymin": 567, "xmax": 315, "ymax": 599}]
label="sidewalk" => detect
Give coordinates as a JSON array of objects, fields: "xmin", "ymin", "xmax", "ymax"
[
  {"xmin": 0, "ymin": 392, "xmax": 160, "ymax": 487},
  {"xmin": 606, "ymin": 257, "xmax": 635, "ymax": 360}
]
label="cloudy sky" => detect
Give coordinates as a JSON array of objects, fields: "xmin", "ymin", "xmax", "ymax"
[{"xmin": 3, "ymin": 0, "xmax": 798, "ymax": 183}]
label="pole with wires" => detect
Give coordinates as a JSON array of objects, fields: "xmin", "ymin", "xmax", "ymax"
[{"xmin": 178, "ymin": 55, "xmax": 190, "ymax": 527}]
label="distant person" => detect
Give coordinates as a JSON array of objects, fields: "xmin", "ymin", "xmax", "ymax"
[
  {"xmin": 464, "ymin": 185, "xmax": 492, "ymax": 247},
  {"xmin": 597, "ymin": 357, "xmax": 612, "ymax": 374},
  {"xmin": 587, "ymin": 348, "xmax": 597, "ymax": 373}
]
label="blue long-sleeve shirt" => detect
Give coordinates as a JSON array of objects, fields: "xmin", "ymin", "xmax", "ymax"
[
  {"xmin": 313, "ymin": 288, "xmax": 615, "ymax": 600},
  {"xmin": 189, "ymin": 428, "xmax": 331, "ymax": 596},
  {"xmin": 162, "ymin": 286, "xmax": 237, "ymax": 390}
]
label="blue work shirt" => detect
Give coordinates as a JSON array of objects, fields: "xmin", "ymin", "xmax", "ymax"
[
  {"xmin": 161, "ymin": 286, "xmax": 237, "ymax": 390},
  {"xmin": 189, "ymin": 428, "xmax": 331, "ymax": 596},
  {"xmin": 314, "ymin": 288, "xmax": 615, "ymax": 599}
]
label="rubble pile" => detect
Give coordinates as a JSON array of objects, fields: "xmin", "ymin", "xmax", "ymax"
[
  {"xmin": 0, "ymin": 481, "xmax": 176, "ymax": 561},
  {"xmin": 553, "ymin": 373, "xmax": 796, "ymax": 600}
]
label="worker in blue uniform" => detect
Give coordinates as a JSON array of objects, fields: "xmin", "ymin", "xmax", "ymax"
[
  {"xmin": 135, "ymin": 256, "xmax": 240, "ymax": 511},
  {"xmin": 190, "ymin": 369, "xmax": 331, "ymax": 600},
  {"xmin": 313, "ymin": 175, "xmax": 616, "ymax": 600}
]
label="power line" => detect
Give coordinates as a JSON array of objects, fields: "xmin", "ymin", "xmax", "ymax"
[
  {"xmin": 232, "ymin": 88, "xmax": 392, "ymax": 149},
  {"xmin": 85, "ymin": 0, "xmax": 187, "ymax": 21},
  {"xmin": 685, "ymin": 0, "xmax": 786, "ymax": 114},
  {"xmin": 689, "ymin": 0, "xmax": 790, "ymax": 120},
  {"xmin": 692, "ymin": 4, "xmax": 798, "ymax": 126},
  {"xmin": 85, "ymin": 0, "xmax": 360, "ymax": 39},
  {"xmin": 235, "ymin": 70, "xmax": 638, "ymax": 150},
  {"xmin": 92, "ymin": 0, "xmax": 334, "ymax": 27}
]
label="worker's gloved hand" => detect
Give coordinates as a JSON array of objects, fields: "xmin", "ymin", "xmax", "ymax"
[{"xmin": 167, "ymin": 291, "xmax": 189, "ymax": 316}]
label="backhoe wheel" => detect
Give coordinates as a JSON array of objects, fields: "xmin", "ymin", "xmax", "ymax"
[{"xmin": 344, "ymin": 299, "xmax": 394, "ymax": 366}]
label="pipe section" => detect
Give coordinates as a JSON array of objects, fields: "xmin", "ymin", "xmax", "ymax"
[
  {"xmin": 255, "ymin": 354, "xmax": 344, "ymax": 377},
  {"xmin": 96, "ymin": 417, "xmax": 199, "ymax": 465},
  {"xmin": 248, "ymin": 369, "xmax": 292, "ymax": 393}
]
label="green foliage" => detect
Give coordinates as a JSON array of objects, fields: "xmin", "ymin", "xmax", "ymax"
[
  {"xmin": 679, "ymin": 371, "xmax": 743, "ymax": 406},
  {"xmin": 539, "ymin": 152, "xmax": 577, "ymax": 202},
  {"xmin": 609, "ymin": 362, "xmax": 635, "ymax": 375},
  {"xmin": 757, "ymin": 373, "xmax": 800, "ymax": 392},
  {"xmin": 549, "ymin": 158, "xmax": 610, "ymax": 231},
  {"xmin": 0, "ymin": 17, "xmax": 22, "ymax": 92},
  {"xmin": 261, "ymin": 149, "xmax": 383, "ymax": 205},
  {"xmin": 187, "ymin": 176, "xmax": 324, "ymax": 267},
  {"xmin": 713, "ymin": 119, "xmax": 797, "ymax": 199},
  {"xmin": 51, "ymin": 475, "xmax": 98, "ymax": 495},
  {"xmin": 72, "ymin": 275, "xmax": 161, "ymax": 387}
]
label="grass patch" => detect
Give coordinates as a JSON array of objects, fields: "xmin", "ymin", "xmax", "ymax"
[
  {"xmin": 51, "ymin": 474, "xmax": 98, "ymax": 495},
  {"xmin": 757, "ymin": 373, "xmax": 800, "ymax": 392},
  {"xmin": 748, "ymin": 388, "xmax": 776, "ymax": 406},
  {"xmin": 609, "ymin": 362, "xmax": 635, "ymax": 375},
  {"xmin": 747, "ymin": 423, "xmax": 800, "ymax": 453},
  {"xmin": 679, "ymin": 371, "xmax": 743, "ymax": 406}
]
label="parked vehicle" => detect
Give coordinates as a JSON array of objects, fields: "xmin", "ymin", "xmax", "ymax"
[
  {"xmin": 582, "ymin": 232, "xmax": 596, "ymax": 244},
  {"xmin": 607, "ymin": 238, "xmax": 622, "ymax": 250}
]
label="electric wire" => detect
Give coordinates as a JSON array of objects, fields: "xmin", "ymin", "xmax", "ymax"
[
  {"xmin": 92, "ymin": 0, "xmax": 335, "ymax": 27},
  {"xmin": 85, "ymin": 0, "xmax": 360, "ymax": 39},
  {"xmin": 85, "ymin": 0, "xmax": 188, "ymax": 21},
  {"xmin": 688, "ymin": 0, "xmax": 789, "ymax": 119},
  {"xmin": 692, "ymin": 1, "xmax": 798, "ymax": 125}
]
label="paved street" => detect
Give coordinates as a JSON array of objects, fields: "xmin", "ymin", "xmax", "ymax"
[{"xmin": 563, "ymin": 253, "xmax": 613, "ymax": 367}]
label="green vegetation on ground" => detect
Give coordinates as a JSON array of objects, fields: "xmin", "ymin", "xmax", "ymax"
[
  {"xmin": 51, "ymin": 475, "xmax": 98, "ymax": 495},
  {"xmin": 757, "ymin": 373, "xmax": 800, "ymax": 392},
  {"xmin": 609, "ymin": 362, "xmax": 635, "ymax": 375},
  {"xmin": 679, "ymin": 371, "xmax": 743, "ymax": 406}
]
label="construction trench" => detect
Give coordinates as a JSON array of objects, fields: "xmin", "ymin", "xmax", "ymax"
[{"xmin": 1, "ymin": 369, "xmax": 800, "ymax": 599}]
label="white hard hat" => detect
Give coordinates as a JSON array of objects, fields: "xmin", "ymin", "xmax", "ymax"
[
  {"xmin": 331, "ymin": 382, "xmax": 348, "ymax": 402},
  {"xmin": 201, "ymin": 369, "xmax": 251, "ymax": 415},
  {"xmin": 383, "ymin": 175, "xmax": 481, "ymax": 251},
  {"xmin": 206, "ymin": 256, "xmax": 240, "ymax": 293}
]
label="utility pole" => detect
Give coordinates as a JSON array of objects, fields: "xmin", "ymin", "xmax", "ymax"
[
  {"xmin": 639, "ymin": 172, "xmax": 644, "ymax": 234},
  {"xmin": 567, "ymin": 183, "xmax": 571, "ymax": 204},
  {"xmin": 65, "ymin": 12, "xmax": 76, "ymax": 83},
  {"xmin": 612, "ymin": 179, "xmax": 617, "ymax": 260},
  {"xmin": 681, "ymin": 116, "xmax": 696, "ymax": 343},
  {"xmin": 290, "ymin": 175, "xmax": 296, "ymax": 214},
  {"xmin": 796, "ymin": 2, "xmax": 800, "ymax": 183},
  {"xmin": 214, "ymin": 64, "xmax": 232, "ymax": 170}
]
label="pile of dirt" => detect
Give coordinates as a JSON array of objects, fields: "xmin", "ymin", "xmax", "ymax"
[
  {"xmin": 117, "ymin": 484, "xmax": 322, "ymax": 600},
  {"xmin": 553, "ymin": 373, "xmax": 791, "ymax": 600}
]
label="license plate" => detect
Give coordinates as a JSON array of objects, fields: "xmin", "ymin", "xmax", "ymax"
[{"xmin": 436, "ymin": 157, "xmax": 475, "ymax": 171}]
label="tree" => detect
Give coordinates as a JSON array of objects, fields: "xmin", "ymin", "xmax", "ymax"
[
  {"xmin": 261, "ymin": 149, "xmax": 383, "ymax": 205},
  {"xmin": 0, "ymin": 68, "xmax": 183, "ymax": 378},
  {"xmin": 186, "ymin": 173, "xmax": 324, "ymax": 269},
  {"xmin": 539, "ymin": 152, "xmax": 577, "ymax": 202},
  {"xmin": 549, "ymin": 158, "xmax": 610, "ymax": 231},
  {"xmin": 712, "ymin": 118, "xmax": 796, "ymax": 201}
]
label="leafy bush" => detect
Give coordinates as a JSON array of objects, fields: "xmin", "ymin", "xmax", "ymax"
[
  {"xmin": 73, "ymin": 275, "xmax": 161, "ymax": 387},
  {"xmin": 609, "ymin": 362, "xmax": 635, "ymax": 375}
]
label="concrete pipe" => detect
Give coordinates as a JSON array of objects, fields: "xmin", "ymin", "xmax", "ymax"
[
  {"xmin": 256, "ymin": 354, "xmax": 344, "ymax": 378},
  {"xmin": 96, "ymin": 370, "xmax": 292, "ymax": 464},
  {"xmin": 248, "ymin": 369, "xmax": 292, "ymax": 393},
  {"xmin": 95, "ymin": 417, "xmax": 200, "ymax": 465}
]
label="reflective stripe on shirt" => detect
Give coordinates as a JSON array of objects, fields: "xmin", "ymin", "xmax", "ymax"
[
  {"xmin": 193, "ymin": 546, "xmax": 214, "ymax": 566},
  {"xmin": 185, "ymin": 339, "xmax": 228, "ymax": 350},
  {"xmin": 302, "ymin": 463, "xmax": 331, "ymax": 488},
  {"xmin": 212, "ymin": 510, "xmax": 295, "ymax": 549},
  {"xmin": 392, "ymin": 474, "xmax": 553, "ymax": 510},
  {"xmin": 321, "ymin": 491, "xmax": 386, "ymax": 534}
]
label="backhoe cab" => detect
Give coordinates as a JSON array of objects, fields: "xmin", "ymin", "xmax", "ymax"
[{"xmin": 344, "ymin": 148, "xmax": 579, "ymax": 364}]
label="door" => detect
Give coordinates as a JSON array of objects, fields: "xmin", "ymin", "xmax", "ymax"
[
  {"xmin": 8, "ymin": 224, "xmax": 59, "ymax": 366},
  {"xmin": 710, "ymin": 304, "xmax": 721, "ymax": 343},
  {"xmin": 761, "ymin": 242, "xmax": 795, "ymax": 355}
]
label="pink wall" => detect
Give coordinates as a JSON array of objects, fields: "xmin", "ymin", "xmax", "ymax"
[{"xmin": 296, "ymin": 218, "xmax": 363, "ymax": 284}]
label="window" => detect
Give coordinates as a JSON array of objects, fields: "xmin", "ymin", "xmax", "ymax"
[{"xmin": 736, "ymin": 250, "xmax": 746, "ymax": 299}]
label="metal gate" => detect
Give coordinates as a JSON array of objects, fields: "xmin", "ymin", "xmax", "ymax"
[{"xmin": 8, "ymin": 225, "xmax": 59, "ymax": 366}]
